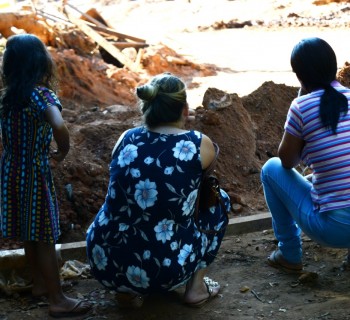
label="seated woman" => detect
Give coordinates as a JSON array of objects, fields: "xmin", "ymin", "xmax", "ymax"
[
  {"xmin": 86, "ymin": 72, "xmax": 230, "ymax": 307},
  {"xmin": 260, "ymin": 37, "xmax": 350, "ymax": 273}
]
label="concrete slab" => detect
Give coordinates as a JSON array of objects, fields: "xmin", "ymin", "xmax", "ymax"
[
  {"xmin": 0, "ymin": 212, "xmax": 272, "ymax": 271},
  {"xmin": 226, "ymin": 212, "xmax": 272, "ymax": 236}
]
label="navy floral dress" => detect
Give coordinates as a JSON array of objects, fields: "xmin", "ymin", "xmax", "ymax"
[{"xmin": 86, "ymin": 126, "xmax": 230, "ymax": 295}]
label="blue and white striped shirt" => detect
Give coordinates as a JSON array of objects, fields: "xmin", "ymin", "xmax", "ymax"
[{"xmin": 285, "ymin": 80, "xmax": 350, "ymax": 212}]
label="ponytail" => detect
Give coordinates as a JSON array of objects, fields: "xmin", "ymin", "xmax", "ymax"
[{"xmin": 319, "ymin": 85, "xmax": 348, "ymax": 134}]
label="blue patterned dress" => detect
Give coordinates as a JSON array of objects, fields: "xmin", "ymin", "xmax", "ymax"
[
  {"xmin": 0, "ymin": 86, "xmax": 61, "ymax": 243},
  {"xmin": 86, "ymin": 126, "xmax": 230, "ymax": 294}
]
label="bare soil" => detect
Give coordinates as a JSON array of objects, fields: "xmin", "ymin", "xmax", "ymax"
[
  {"xmin": 1, "ymin": 0, "xmax": 350, "ymax": 319},
  {"xmin": 1, "ymin": 231, "xmax": 350, "ymax": 320}
]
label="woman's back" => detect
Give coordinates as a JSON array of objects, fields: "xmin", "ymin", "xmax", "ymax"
[
  {"xmin": 87, "ymin": 126, "xmax": 229, "ymax": 293},
  {"xmin": 104, "ymin": 126, "xmax": 202, "ymax": 225},
  {"xmin": 286, "ymin": 81, "xmax": 350, "ymax": 211}
]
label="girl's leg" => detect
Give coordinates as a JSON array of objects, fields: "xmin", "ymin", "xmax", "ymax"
[
  {"xmin": 30, "ymin": 241, "xmax": 91, "ymax": 315},
  {"xmin": 24, "ymin": 241, "xmax": 47, "ymax": 296},
  {"xmin": 260, "ymin": 157, "xmax": 313, "ymax": 264}
]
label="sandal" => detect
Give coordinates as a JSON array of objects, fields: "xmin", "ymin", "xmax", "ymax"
[
  {"xmin": 115, "ymin": 292, "xmax": 144, "ymax": 309},
  {"xmin": 49, "ymin": 300, "xmax": 92, "ymax": 318},
  {"xmin": 185, "ymin": 277, "xmax": 220, "ymax": 308},
  {"xmin": 267, "ymin": 250, "xmax": 303, "ymax": 273}
]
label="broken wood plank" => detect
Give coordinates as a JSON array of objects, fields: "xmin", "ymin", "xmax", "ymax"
[
  {"xmin": 65, "ymin": 11, "xmax": 137, "ymax": 71},
  {"xmin": 89, "ymin": 24, "xmax": 146, "ymax": 43},
  {"xmin": 65, "ymin": 2, "xmax": 109, "ymax": 29},
  {"xmin": 65, "ymin": 2, "xmax": 146, "ymax": 43},
  {"xmin": 113, "ymin": 41, "xmax": 149, "ymax": 50}
]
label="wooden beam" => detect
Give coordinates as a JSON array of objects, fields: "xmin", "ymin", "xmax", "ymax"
[
  {"xmin": 65, "ymin": 2, "xmax": 146, "ymax": 43},
  {"xmin": 65, "ymin": 2, "xmax": 109, "ymax": 28},
  {"xmin": 65, "ymin": 11, "xmax": 137, "ymax": 71},
  {"xmin": 113, "ymin": 41, "xmax": 149, "ymax": 50},
  {"xmin": 89, "ymin": 24, "xmax": 146, "ymax": 43}
]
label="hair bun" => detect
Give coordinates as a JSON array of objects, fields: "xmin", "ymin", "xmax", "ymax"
[{"xmin": 136, "ymin": 83, "xmax": 159, "ymax": 102}]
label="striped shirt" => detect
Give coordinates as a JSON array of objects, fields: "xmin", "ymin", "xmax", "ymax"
[{"xmin": 285, "ymin": 80, "xmax": 350, "ymax": 212}]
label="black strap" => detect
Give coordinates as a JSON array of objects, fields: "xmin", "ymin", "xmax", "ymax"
[{"xmin": 194, "ymin": 142, "xmax": 229, "ymax": 234}]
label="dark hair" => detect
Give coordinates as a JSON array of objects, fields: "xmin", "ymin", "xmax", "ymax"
[
  {"xmin": 136, "ymin": 72, "xmax": 187, "ymax": 127},
  {"xmin": 291, "ymin": 37, "xmax": 348, "ymax": 134},
  {"xmin": 0, "ymin": 33, "xmax": 57, "ymax": 117}
]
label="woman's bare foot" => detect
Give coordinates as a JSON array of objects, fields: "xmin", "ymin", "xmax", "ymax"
[{"xmin": 184, "ymin": 276, "xmax": 220, "ymax": 306}]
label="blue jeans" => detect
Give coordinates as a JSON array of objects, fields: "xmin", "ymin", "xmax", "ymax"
[{"xmin": 260, "ymin": 157, "xmax": 350, "ymax": 264}]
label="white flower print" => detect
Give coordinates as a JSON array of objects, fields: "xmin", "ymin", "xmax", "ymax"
[
  {"xmin": 109, "ymin": 186, "xmax": 116, "ymax": 199},
  {"xmin": 134, "ymin": 179, "xmax": 158, "ymax": 209},
  {"xmin": 164, "ymin": 166, "xmax": 174, "ymax": 175},
  {"xmin": 170, "ymin": 241, "xmax": 178, "ymax": 251},
  {"xmin": 190, "ymin": 253, "xmax": 196, "ymax": 262},
  {"xmin": 194, "ymin": 131, "xmax": 201, "ymax": 139},
  {"xmin": 92, "ymin": 244, "xmax": 108, "ymax": 270},
  {"xmin": 144, "ymin": 156, "xmax": 154, "ymax": 165},
  {"xmin": 208, "ymin": 236, "xmax": 219, "ymax": 252},
  {"xmin": 197, "ymin": 261, "xmax": 207, "ymax": 270},
  {"xmin": 177, "ymin": 243, "xmax": 193, "ymax": 266},
  {"xmin": 126, "ymin": 266, "xmax": 150, "ymax": 288},
  {"xmin": 182, "ymin": 189, "xmax": 198, "ymax": 216},
  {"xmin": 98, "ymin": 210, "xmax": 109, "ymax": 226},
  {"xmin": 143, "ymin": 250, "xmax": 151, "ymax": 260},
  {"xmin": 118, "ymin": 285, "xmax": 140, "ymax": 295},
  {"xmin": 172, "ymin": 140, "xmax": 197, "ymax": 161},
  {"xmin": 162, "ymin": 258, "xmax": 171, "ymax": 267},
  {"xmin": 101, "ymin": 280, "xmax": 113, "ymax": 288},
  {"xmin": 201, "ymin": 233, "xmax": 208, "ymax": 256},
  {"xmin": 130, "ymin": 168, "xmax": 141, "ymax": 178},
  {"xmin": 154, "ymin": 218, "xmax": 175, "ymax": 243},
  {"xmin": 87, "ymin": 222, "xmax": 95, "ymax": 239},
  {"xmin": 118, "ymin": 144, "xmax": 138, "ymax": 167},
  {"xmin": 119, "ymin": 223, "xmax": 129, "ymax": 231}
]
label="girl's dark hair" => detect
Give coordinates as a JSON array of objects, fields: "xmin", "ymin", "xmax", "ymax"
[
  {"xmin": 291, "ymin": 37, "xmax": 348, "ymax": 134},
  {"xmin": 136, "ymin": 72, "xmax": 187, "ymax": 127},
  {"xmin": 0, "ymin": 33, "xmax": 57, "ymax": 117}
]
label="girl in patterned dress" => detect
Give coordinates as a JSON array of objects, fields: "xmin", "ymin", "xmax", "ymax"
[
  {"xmin": 0, "ymin": 34, "xmax": 91, "ymax": 317},
  {"xmin": 86, "ymin": 72, "xmax": 230, "ymax": 307}
]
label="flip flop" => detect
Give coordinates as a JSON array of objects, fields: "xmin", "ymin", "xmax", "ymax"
[
  {"xmin": 185, "ymin": 277, "xmax": 220, "ymax": 308},
  {"xmin": 267, "ymin": 250, "xmax": 303, "ymax": 274},
  {"xmin": 48, "ymin": 300, "xmax": 92, "ymax": 318}
]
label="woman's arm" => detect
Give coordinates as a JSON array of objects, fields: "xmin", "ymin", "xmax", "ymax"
[
  {"xmin": 278, "ymin": 131, "xmax": 305, "ymax": 169},
  {"xmin": 111, "ymin": 130, "xmax": 129, "ymax": 158},
  {"xmin": 200, "ymin": 134, "xmax": 215, "ymax": 170},
  {"xmin": 45, "ymin": 105, "xmax": 70, "ymax": 162}
]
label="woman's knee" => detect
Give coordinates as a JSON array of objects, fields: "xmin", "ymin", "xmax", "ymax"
[{"xmin": 260, "ymin": 157, "xmax": 282, "ymax": 182}]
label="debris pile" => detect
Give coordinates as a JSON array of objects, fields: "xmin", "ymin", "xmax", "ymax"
[{"xmin": 0, "ymin": 1, "xmax": 215, "ymax": 107}]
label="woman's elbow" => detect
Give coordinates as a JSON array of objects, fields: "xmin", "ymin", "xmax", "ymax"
[{"xmin": 278, "ymin": 153, "xmax": 298, "ymax": 169}]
